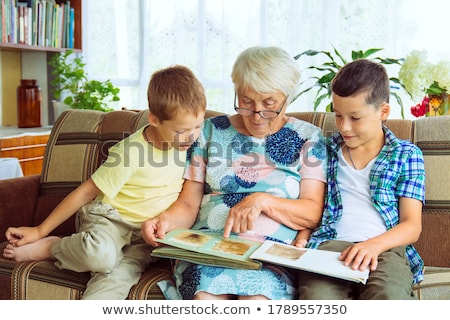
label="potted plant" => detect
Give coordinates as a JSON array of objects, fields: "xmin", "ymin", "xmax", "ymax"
[
  {"xmin": 49, "ymin": 50, "xmax": 120, "ymax": 118},
  {"xmin": 294, "ymin": 47, "xmax": 408, "ymax": 118}
]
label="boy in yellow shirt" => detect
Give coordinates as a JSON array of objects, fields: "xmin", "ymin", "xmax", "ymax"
[{"xmin": 3, "ymin": 65, "xmax": 206, "ymax": 299}]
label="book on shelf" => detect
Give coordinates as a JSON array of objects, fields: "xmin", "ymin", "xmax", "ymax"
[
  {"xmin": 44, "ymin": 0, "xmax": 54, "ymax": 47},
  {"xmin": 151, "ymin": 228, "xmax": 370, "ymax": 284},
  {"xmin": 0, "ymin": 0, "xmax": 74, "ymax": 48},
  {"xmin": 17, "ymin": 2, "xmax": 25, "ymax": 44},
  {"xmin": 67, "ymin": 5, "xmax": 73, "ymax": 48}
]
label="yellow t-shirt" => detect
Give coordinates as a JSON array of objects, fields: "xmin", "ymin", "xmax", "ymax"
[{"xmin": 91, "ymin": 126, "xmax": 187, "ymax": 224}]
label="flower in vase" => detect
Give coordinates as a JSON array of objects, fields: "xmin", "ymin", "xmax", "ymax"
[
  {"xmin": 398, "ymin": 50, "xmax": 430, "ymax": 101},
  {"xmin": 399, "ymin": 50, "xmax": 450, "ymax": 117},
  {"xmin": 410, "ymin": 96, "xmax": 428, "ymax": 118}
]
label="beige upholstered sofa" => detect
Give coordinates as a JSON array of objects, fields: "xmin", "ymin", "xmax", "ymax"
[{"xmin": 0, "ymin": 109, "xmax": 449, "ymax": 300}]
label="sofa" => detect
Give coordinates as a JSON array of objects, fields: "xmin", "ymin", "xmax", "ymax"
[{"xmin": 0, "ymin": 109, "xmax": 449, "ymax": 300}]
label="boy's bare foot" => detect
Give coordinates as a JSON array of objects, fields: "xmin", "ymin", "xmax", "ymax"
[{"xmin": 2, "ymin": 236, "xmax": 60, "ymax": 262}]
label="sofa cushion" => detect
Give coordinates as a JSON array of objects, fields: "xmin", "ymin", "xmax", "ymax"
[
  {"xmin": 34, "ymin": 110, "xmax": 142, "ymax": 236},
  {"xmin": 1, "ymin": 240, "xmax": 172, "ymax": 300}
]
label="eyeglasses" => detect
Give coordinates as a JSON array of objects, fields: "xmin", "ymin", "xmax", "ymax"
[{"xmin": 234, "ymin": 93, "xmax": 287, "ymax": 119}]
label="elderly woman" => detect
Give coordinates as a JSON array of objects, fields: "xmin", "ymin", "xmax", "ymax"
[{"xmin": 142, "ymin": 46, "xmax": 327, "ymax": 300}]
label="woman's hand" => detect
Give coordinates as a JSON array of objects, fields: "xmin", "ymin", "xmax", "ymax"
[{"xmin": 223, "ymin": 193, "xmax": 265, "ymax": 237}]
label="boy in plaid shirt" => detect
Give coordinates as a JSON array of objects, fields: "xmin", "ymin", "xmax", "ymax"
[{"xmin": 297, "ymin": 59, "xmax": 425, "ymax": 299}]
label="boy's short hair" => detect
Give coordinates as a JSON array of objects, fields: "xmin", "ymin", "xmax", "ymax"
[
  {"xmin": 147, "ymin": 65, "xmax": 206, "ymax": 121},
  {"xmin": 331, "ymin": 59, "xmax": 390, "ymax": 108}
]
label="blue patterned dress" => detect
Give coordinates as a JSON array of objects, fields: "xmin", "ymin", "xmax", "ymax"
[{"xmin": 172, "ymin": 115, "xmax": 327, "ymax": 299}]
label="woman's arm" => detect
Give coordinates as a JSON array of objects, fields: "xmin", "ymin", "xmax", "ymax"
[{"xmin": 224, "ymin": 178, "xmax": 325, "ymax": 237}]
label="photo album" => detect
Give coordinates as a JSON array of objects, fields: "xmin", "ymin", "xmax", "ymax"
[
  {"xmin": 151, "ymin": 228, "xmax": 263, "ymax": 270},
  {"xmin": 151, "ymin": 228, "xmax": 370, "ymax": 284}
]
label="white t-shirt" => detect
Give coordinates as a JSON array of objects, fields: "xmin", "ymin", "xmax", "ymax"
[{"xmin": 334, "ymin": 148, "xmax": 387, "ymax": 242}]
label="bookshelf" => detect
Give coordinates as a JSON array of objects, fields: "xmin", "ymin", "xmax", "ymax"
[
  {"xmin": 0, "ymin": 1, "xmax": 82, "ymax": 176},
  {"xmin": 0, "ymin": 0, "xmax": 82, "ymax": 52},
  {"xmin": 1, "ymin": 0, "xmax": 83, "ymax": 127}
]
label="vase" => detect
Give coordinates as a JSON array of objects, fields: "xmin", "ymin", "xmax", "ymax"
[
  {"xmin": 427, "ymin": 93, "xmax": 450, "ymax": 116},
  {"xmin": 17, "ymin": 79, "xmax": 42, "ymax": 128}
]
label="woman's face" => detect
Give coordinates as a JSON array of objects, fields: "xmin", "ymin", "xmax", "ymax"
[{"xmin": 235, "ymin": 88, "xmax": 287, "ymax": 138}]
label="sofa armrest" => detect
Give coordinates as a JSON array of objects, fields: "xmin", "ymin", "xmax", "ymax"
[
  {"xmin": 413, "ymin": 267, "xmax": 450, "ymax": 300},
  {"xmin": 0, "ymin": 174, "xmax": 40, "ymax": 241}
]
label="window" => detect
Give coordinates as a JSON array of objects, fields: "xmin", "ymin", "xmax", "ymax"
[{"xmin": 84, "ymin": 0, "xmax": 450, "ymax": 119}]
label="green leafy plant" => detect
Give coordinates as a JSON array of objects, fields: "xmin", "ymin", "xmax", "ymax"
[
  {"xmin": 294, "ymin": 47, "xmax": 408, "ymax": 118},
  {"xmin": 49, "ymin": 50, "xmax": 120, "ymax": 112}
]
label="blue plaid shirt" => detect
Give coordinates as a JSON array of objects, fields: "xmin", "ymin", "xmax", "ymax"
[{"xmin": 308, "ymin": 126, "xmax": 426, "ymax": 284}]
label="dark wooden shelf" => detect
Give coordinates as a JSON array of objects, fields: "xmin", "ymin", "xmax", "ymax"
[{"xmin": 0, "ymin": 43, "xmax": 81, "ymax": 53}]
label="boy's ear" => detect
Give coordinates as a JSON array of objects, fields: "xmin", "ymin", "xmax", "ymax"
[
  {"xmin": 380, "ymin": 102, "xmax": 390, "ymax": 121},
  {"xmin": 148, "ymin": 112, "xmax": 161, "ymax": 127}
]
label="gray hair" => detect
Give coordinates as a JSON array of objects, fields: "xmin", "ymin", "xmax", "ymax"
[{"xmin": 231, "ymin": 46, "xmax": 301, "ymax": 104}]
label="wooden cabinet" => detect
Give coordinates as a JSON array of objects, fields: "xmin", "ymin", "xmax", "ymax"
[{"xmin": 0, "ymin": 132, "xmax": 50, "ymax": 176}]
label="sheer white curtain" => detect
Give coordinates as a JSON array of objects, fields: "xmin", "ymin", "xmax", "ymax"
[
  {"xmin": 138, "ymin": 0, "xmax": 326, "ymax": 114},
  {"xmin": 83, "ymin": 0, "xmax": 450, "ymax": 119}
]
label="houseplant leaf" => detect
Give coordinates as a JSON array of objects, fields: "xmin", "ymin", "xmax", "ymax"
[{"xmin": 294, "ymin": 46, "xmax": 407, "ymax": 117}]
